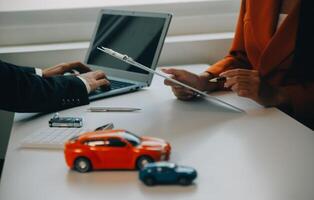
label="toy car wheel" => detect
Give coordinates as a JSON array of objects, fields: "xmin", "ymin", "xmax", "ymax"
[
  {"xmin": 74, "ymin": 157, "xmax": 92, "ymax": 173},
  {"xmin": 143, "ymin": 176, "xmax": 155, "ymax": 186},
  {"xmin": 136, "ymin": 156, "xmax": 153, "ymax": 169},
  {"xmin": 178, "ymin": 177, "xmax": 191, "ymax": 186}
]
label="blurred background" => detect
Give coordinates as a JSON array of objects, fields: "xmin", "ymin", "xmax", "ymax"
[{"xmin": 0, "ymin": 0, "xmax": 240, "ymax": 68}]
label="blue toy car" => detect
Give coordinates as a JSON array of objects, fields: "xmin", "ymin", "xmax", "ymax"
[{"xmin": 139, "ymin": 162, "xmax": 197, "ymax": 186}]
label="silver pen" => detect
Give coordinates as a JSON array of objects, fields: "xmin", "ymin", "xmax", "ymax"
[
  {"xmin": 88, "ymin": 107, "xmax": 141, "ymax": 112},
  {"xmin": 209, "ymin": 76, "xmax": 227, "ymax": 83}
]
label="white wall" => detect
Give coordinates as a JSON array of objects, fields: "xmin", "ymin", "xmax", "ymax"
[
  {"xmin": 0, "ymin": 0, "xmax": 220, "ymax": 12},
  {"xmin": 0, "ymin": 0, "xmax": 240, "ymax": 68}
]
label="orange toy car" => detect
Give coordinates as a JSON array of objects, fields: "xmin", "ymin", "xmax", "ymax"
[{"xmin": 64, "ymin": 129, "xmax": 171, "ymax": 173}]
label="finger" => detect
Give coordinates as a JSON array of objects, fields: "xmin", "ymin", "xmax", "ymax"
[
  {"xmin": 231, "ymin": 83, "xmax": 239, "ymax": 92},
  {"xmin": 236, "ymin": 84, "xmax": 259, "ymax": 99},
  {"xmin": 173, "ymin": 87, "xmax": 195, "ymax": 96},
  {"xmin": 60, "ymin": 62, "xmax": 78, "ymax": 72},
  {"xmin": 93, "ymin": 70, "xmax": 107, "ymax": 80},
  {"xmin": 224, "ymin": 76, "xmax": 252, "ymax": 88},
  {"xmin": 230, "ymin": 82, "xmax": 249, "ymax": 92},
  {"xmin": 177, "ymin": 94, "xmax": 195, "ymax": 101},
  {"xmin": 220, "ymin": 69, "xmax": 259, "ymax": 77},
  {"xmin": 172, "ymin": 85, "xmax": 184, "ymax": 89},
  {"xmin": 174, "ymin": 89, "xmax": 195, "ymax": 100},
  {"xmin": 161, "ymin": 68, "xmax": 187, "ymax": 77},
  {"xmin": 67, "ymin": 61, "xmax": 92, "ymax": 73},
  {"xmin": 164, "ymin": 79, "xmax": 182, "ymax": 87},
  {"xmin": 94, "ymin": 79, "xmax": 110, "ymax": 88}
]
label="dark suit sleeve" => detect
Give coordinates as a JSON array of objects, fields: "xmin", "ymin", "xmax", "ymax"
[
  {"xmin": 1, "ymin": 60, "xmax": 37, "ymax": 74},
  {"xmin": 0, "ymin": 60, "xmax": 90, "ymax": 113}
]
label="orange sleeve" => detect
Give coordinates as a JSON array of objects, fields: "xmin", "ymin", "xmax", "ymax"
[{"xmin": 207, "ymin": 0, "xmax": 251, "ymax": 75}]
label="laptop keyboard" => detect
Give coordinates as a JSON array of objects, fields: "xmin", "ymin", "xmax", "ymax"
[
  {"xmin": 110, "ymin": 79, "xmax": 134, "ymax": 90},
  {"xmin": 90, "ymin": 79, "xmax": 135, "ymax": 95}
]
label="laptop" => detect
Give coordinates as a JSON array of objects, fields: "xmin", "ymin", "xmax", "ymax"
[{"xmin": 85, "ymin": 9, "xmax": 172, "ymax": 100}]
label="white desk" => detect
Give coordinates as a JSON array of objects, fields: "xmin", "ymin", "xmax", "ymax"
[{"xmin": 1, "ymin": 65, "xmax": 313, "ymax": 200}]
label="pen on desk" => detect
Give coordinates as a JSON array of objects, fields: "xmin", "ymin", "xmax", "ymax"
[
  {"xmin": 209, "ymin": 76, "xmax": 227, "ymax": 83},
  {"xmin": 88, "ymin": 107, "xmax": 141, "ymax": 112}
]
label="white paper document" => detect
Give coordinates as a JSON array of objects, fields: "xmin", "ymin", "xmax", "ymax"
[{"xmin": 97, "ymin": 46, "xmax": 244, "ymax": 113}]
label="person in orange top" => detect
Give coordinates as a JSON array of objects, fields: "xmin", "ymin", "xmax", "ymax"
[{"xmin": 163, "ymin": 0, "xmax": 314, "ymax": 129}]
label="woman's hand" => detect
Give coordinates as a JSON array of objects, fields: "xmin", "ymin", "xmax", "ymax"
[
  {"xmin": 220, "ymin": 69, "xmax": 260, "ymax": 100},
  {"xmin": 162, "ymin": 68, "xmax": 217, "ymax": 101},
  {"xmin": 42, "ymin": 61, "xmax": 92, "ymax": 78},
  {"xmin": 220, "ymin": 69, "xmax": 286, "ymax": 106}
]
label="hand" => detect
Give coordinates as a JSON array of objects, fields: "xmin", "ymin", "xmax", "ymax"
[
  {"xmin": 79, "ymin": 70, "xmax": 110, "ymax": 92},
  {"xmin": 43, "ymin": 61, "xmax": 92, "ymax": 78},
  {"xmin": 220, "ymin": 69, "xmax": 284, "ymax": 106},
  {"xmin": 162, "ymin": 68, "xmax": 216, "ymax": 101}
]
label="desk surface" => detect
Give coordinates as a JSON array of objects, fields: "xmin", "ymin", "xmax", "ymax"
[{"xmin": 1, "ymin": 65, "xmax": 313, "ymax": 200}]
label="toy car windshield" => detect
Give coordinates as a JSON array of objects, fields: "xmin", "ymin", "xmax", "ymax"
[{"xmin": 122, "ymin": 131, "xmax": 142, "ymax": 146}]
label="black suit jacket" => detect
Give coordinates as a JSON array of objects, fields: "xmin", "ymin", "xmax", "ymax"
[{"xmin": 0, "ymin": 60, "xmax": 89, "ymax": 112}]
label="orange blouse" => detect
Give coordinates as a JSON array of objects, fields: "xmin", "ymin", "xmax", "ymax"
[{"xmin": 208, "ymin": 0, "xmax": 314, "ymax": 128}]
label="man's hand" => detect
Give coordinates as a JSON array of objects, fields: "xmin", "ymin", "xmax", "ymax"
[
  {"xmin": 79, "ymin": 70, "xmax": 110, "ymax": 92},
  {"xmin": 43, "ymin": 61, "xmax": 92, "ymax": 78},
  {"xmin": 162, "ymin": 68, "xmax": 216, "ymax": 101},
  {"xmin": 220, "ymin": 69, "xmax": 286, "ymax": 106}
]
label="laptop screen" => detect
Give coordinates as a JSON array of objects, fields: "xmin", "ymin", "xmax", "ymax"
[{"xmin": 86, "ymin": 14, "xmax": 167, "ymax": 74}]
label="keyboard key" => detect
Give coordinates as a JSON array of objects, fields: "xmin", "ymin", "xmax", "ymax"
[{"xmin": 109, "ymin": 79, "xmax": 134, "ymax": 90}]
